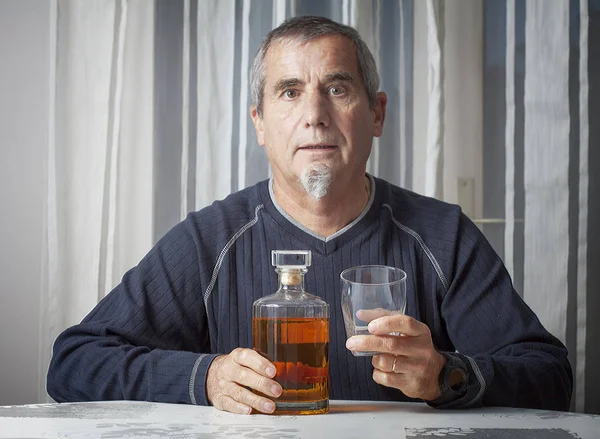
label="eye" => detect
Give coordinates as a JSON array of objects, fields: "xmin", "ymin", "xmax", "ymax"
[
  {"xmin": 328, "ymin": 86, "xmax": 345, "ymax": 96},
  {"xmin": 283, "ymin": 89, "xmax": 297, "ymax": 99}
]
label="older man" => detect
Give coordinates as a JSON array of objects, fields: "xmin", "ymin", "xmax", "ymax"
[{"xmin": 47, "ymin": 16, "xmax": 572, "ymax": 414}]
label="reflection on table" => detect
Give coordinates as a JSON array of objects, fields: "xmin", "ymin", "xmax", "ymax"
[{"xmin": 0, "ymin": 400, "xmax": 598, "ymax": 438}]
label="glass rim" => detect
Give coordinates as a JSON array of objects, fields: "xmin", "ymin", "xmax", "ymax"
[{"xmin": 340, "ymin": 265, "xmax": 407, "ymax": 286}]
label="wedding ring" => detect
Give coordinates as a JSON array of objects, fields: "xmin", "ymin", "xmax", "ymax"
[{"xmin": 392, "ymin": 356, "xmax": 398, "ymax": 373}]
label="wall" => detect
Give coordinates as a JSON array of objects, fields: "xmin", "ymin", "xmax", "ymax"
[{"xmin": 0, "ymin": 0, "xmax": 49, "ymax": 405}]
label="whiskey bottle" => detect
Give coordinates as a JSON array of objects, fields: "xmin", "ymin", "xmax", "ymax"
[{"xmin": 252, "ymin": 250, "xmax": 330, "ymax": 415}]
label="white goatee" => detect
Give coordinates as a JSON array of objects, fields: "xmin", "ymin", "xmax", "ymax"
[{"xmin": 300, "ymin": 164, "xmax": 333, "ymax": 200}]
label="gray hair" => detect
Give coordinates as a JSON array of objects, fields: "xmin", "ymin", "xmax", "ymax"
[{"xmin": 250, "ymin": 15, "xmax": 380, "ymax": 117}]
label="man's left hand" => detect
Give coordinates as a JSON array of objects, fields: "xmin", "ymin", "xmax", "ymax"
[{"xmin": 345, "ymin": 315, "xmax": 445, "ymax": 401}]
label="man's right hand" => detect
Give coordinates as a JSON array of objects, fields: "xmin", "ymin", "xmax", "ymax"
[{"xmin": 206, "ymin": 348, "xmax": 282, "ymax": 414}]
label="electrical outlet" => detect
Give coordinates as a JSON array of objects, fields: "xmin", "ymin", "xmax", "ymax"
[{"xmin": 457, "ymin": 177, "xmax": 475, "ymax": 218}]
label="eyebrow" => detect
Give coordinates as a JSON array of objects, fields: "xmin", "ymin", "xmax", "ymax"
[
  {"xmin": 273, "ymin": 78, "xmax": 304, "ymax": 95},
  {"xmin": 325, "ymin": 71, "xmax": 354, "ymax": 83},
  {"xmin": 271, "ymin": 71, "xmax": 355, "ymax": 95}
]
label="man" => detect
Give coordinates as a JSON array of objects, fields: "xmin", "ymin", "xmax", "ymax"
[{"xmin": 47, "ymin": 16, "xmax": 572, "ymax": 414}]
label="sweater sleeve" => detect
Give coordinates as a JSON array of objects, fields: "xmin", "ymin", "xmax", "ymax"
[
  {"xmin": 46, "ymin": 218, "xmax": 220, "ymax": 405},
  {"xmin": 434, "ymin": 213, "xmax": 573, "ymax": 410}
]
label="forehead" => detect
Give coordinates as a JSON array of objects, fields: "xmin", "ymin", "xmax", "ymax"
[{"xmin": 263, "ymin": 34, "xmax": 360, "ymax": 83}]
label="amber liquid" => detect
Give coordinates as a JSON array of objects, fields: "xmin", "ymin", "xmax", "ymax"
[{"xmin": 252, "ymin": 317, "xmax": 329, "ymax": 415}]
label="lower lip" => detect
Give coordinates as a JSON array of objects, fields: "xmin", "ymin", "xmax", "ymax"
[{"xmin": 299, "ymin": 147, "xmax": 337, "ymax": 153}]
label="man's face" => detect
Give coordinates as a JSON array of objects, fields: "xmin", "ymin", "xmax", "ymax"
[{"xmin": 251, "ymin": 35, "xmax": 386, "ymax": 189}]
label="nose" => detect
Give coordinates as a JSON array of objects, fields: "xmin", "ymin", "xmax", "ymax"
[{"xmin": 303, "ymin": 91, "xmax": 330, "ymax": 128}]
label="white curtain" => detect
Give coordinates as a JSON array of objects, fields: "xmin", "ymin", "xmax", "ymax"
[
  {"xmin": 523, "ymin": 0, "xmax": 570, "ymax": 372},
  {"xmin": 40, "ymin": 0, "xmax": 595, "ymax": 413},
  {"xmin": 39, "ymin": 0, "xmax": 155, "ymax": 401}
]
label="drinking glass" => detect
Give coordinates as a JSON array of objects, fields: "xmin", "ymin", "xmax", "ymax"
[{"xmin": 340, "ymin": 265, "xmax": 407, "ymax": 356}]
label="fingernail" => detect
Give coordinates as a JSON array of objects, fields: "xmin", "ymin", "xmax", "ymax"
[
  {"xmin": 346, "ymin": 338, "xmax": 356, "ymax": 349},
  {"xmin": 368, "ymin": 321, "xmax": 378, "ymax": 333},
  {"xmin": 263, "ymin": 401, "xmax": 275, "ymax": 412},
  {"xmin": 271, "ymin": 385, "xmax": 281, "ymax": 397},
  {"xmin": 266, "ymin": 366, "xmax": 276, "ymax": 377},
  {"xmin": 243, "ymin": 406, "xmax": 252, "ymax": 415}
]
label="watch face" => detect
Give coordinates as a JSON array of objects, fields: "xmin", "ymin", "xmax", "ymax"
[{"xmin": 448, "ymin": 368, "xmax": 466, "ymax": 391}]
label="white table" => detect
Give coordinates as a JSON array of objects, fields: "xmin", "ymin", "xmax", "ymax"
[{"xmin": 0, "ymin": 400, "xmax": 598, "ymax": 438}]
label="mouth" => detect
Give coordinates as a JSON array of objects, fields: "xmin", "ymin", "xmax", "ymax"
[{"xmin": 298, "ymin": 144, "xmax": 338, "ymax": 151}]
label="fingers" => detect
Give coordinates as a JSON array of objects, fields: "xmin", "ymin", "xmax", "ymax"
[
  {"xmin": 233, "ymin": 364, "xmax": 283, "ymax": 399},
  {"xmin": 347, "ymin": 333, "xmax": 412, "ymax": 355},
  {"xmin": 367, "ymin": 314, "xmax": 428, "ymax": 337},
  {"xmin": 372, "ymin": 354, "xmax": 397, "ymax": 373},
  {"xmin": 230, "ymin": 348, "xmax": 282, "ymax": 399},
  {"xmin": 206, "ymin": 348, "xmax": 282, "ymax": 415},
  {"xmin": 231, "ymin": 348, "xmax": 277, "ymax": 378},
  {"xmin": 355, "ymin": 308, "xmax": 397, "ymax": 323},
  {"xmin": 369, "ymin": 351, "xmax": 446, "ymax": 401},
  {"xmin": 346, "ymin": 318, "xmax": 445, "ymax": 401},
  {"xmin": 372, "ymin": 369, "xmax": 409, "ymax": 392},
  {"xmin": 220, "ymin": 381, "xmax": 277, "ymax": 414},
  {"xmin": 372, "ymin": 368, "xmax": 441, "ymax": 401},
  {"xmin": 346, "ymin": 316, "xmax": 429, "ymax": 356},
  {"xmin": 372, "ymin": 354, "xmax": 416, "ymax": 373},
  {"xmin": 213, "ymin": 394, "xmax": 252, "ymax": 415}
]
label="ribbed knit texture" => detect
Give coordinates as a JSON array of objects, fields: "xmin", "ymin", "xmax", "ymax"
[{"xmin": 47, "ymin": 177, "xmax": 572, "ymax": 410}]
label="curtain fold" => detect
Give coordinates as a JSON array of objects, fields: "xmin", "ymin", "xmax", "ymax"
[
  {"xmin": 194, "ymin": 0, "xmax": 235, "ymax": 210},
  {"xmin": 180, "ymin": 0, "xmax": 191, "ymax": 219},
  {"xmin": 424, "ymin": 0, "xmax": 444, "ymax": 199},
  {"xmin": 38, "ymin": 0, "xmax": 58, "ymax": 404},
  {"xmin": 576, "ymin": 0, "xmax": 589, "ymax": 414},
  {"xmin": 346, "ymin": 0, "xmax": 382, "ymax": 176},
  {"xmin": 442, "ymin": 0, "xmax": 483, "ymax": 214},
  {"xmin": 398, "ymin": 0, "xmax": 408, "ymax": 189},
  {"xmin": 523, "ymin": 0, "xmax": 570, "ymax": 344},
  {"xmin": 504, "ymin": 0, "xmax": 516, "ymax": 279}
]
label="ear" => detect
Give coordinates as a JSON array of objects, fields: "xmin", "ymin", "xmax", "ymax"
[
  {"xmin": 250, "ymin": 105, "xmax": 265, "ymax": 146},
  {"xmin": 372, "ymin": 92, "xmax": 387, "ymax": 138}
]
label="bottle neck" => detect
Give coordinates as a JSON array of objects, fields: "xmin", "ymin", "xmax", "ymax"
[{"xmin": 276, "ymin": 268, "xmax": 306, "ymax": 293}]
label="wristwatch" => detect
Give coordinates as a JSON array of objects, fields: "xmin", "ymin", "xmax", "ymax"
[{"xmin": 437, "ymin": 352, "xmax": 468, "ymax": 403}]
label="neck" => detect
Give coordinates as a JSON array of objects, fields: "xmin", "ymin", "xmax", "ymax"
[{"xmin": 272, "ymin": 174, "xmax": 372, "ymax": 238}]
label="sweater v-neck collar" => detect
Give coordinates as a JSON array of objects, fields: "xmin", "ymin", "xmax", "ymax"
[{"xmin": 259, "ymin": 174, "xmax": 380, "ymax": 255}]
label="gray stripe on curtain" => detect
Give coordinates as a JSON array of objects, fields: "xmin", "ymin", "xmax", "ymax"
[
  {"xmin": 425, "ymin": 0, "xmax": 444, "ymax": 199},
  {"xmin": 242, "ymin": 0, "xmax": 273, "ymax": 189},
  {"xmin": 483, "ymin": 0, "xmax": 506, "ymax": 262},
  {"xmin": 513, "ymin": 0, "xmax": 526, "ymax": 306},
  {"xmin": 378, "ymin": 0, "xmax": 403, "ymax": 188},
  {"xmin": 180, "ymin": 0, "xmax": 190, "ymax": 220},
  {"xmin": 576, "ymin": 0, "xmax": 589, "ymax": 414},
  {"xmin": 154, "ymin": 0, "xmax": 183, "ymax": 241},
  {"xmin": 188, "ymin": 0, "xmax": 198, "ymax": 212},
  {"xmin": 584, "ymin": 0, "xmax": 600, "ymax": 416},
  {"xmin": 504, "ymin": 0, "xmax": 515, "ymax": 279},
  {"xmin": 567, "ymin": 0, "xmax": 582, "ymax": 413}
]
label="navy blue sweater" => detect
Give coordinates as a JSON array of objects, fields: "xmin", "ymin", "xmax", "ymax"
[{"xmin": 47, "ymin": 176, "xmax": 572, "ymax": 410}]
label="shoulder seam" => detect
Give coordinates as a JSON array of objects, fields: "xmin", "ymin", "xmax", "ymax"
[
  {"xmin": 203, "ymin": 204, "xmax": 264, "ymax": 307},
  {"xmin": 382, "ymin": 204, "xmax": 450, "ymax": 292}
]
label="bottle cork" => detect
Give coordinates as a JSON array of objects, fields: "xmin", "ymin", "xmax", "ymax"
[{"xmin": 281, "ymin": 271, "xmax": 302, "ymax": 286}]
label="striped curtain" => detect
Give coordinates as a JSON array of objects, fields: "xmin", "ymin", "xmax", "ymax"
[
  {"xmin": 40, "ymin": 0, "xmax": 598, "ymax": 414},
  {"xmin": 483, "ymin": 0, "xmax": 595, "ymax": 413}
]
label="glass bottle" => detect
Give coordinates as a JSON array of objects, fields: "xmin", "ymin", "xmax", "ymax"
[{"xmin": 252, "ymin": 250, "xmax": 330, "ymax": 415}]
